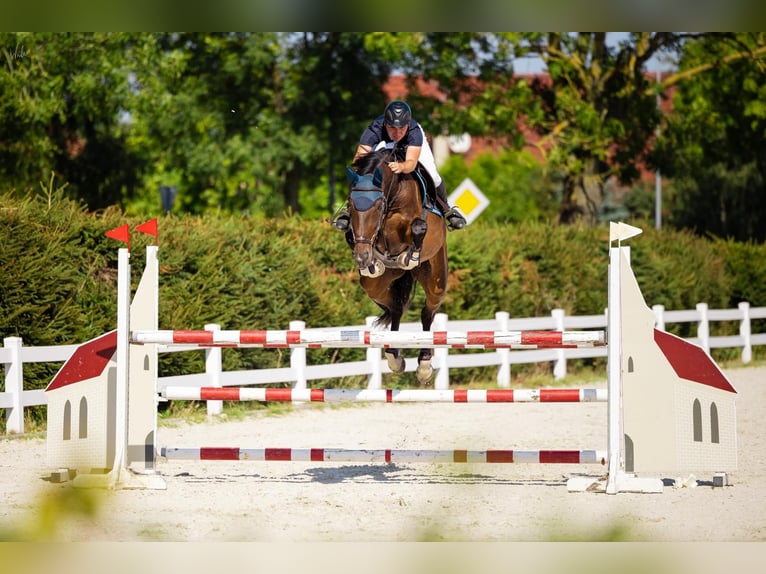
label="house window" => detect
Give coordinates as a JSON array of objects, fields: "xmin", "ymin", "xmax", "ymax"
[
  {"xmin": 710, "ymin": 403, "xmax": 720, "ymax": 444},
  {"xmin": 627, "ymin": 357, "xmax": 634, "ymax": 373},
  {"xmin": 79, "ymin": 397, "xmax": 88, "ymax": 439},
  {"xmin": 63, "ymin": 400, "xmax": 71, "ymax": 440},
  {"xmin": 692, "ymin": 399, "xmax": 702, "ymax": 442}
]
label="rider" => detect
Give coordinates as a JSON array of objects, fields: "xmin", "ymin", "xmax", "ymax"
[{"xmin": 332, "ymin": 100, "xmax": 467, "ymax": 232}]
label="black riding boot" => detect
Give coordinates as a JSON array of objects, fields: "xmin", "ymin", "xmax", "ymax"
[
  {"xmin": 332, "ymin": 202, "xmax": 351, "ymax": 231},
  {"xmin": 435, "ymin": 181, "xmax": 467, "ymax": 230}
]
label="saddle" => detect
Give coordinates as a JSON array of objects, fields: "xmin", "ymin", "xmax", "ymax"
[{"xmin": 412, "ymin": 165, "xmax": 442, "ymax": 217}]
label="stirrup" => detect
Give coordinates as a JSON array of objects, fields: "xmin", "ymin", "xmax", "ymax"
[{"xmin": 444, "ymin": 207, "xmax": 466, "ymax": 230}]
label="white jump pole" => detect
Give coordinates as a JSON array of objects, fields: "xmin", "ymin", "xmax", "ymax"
[
  {"xmin": 72, "ymin": 248, "xmax": 131, "ymax": 488},
  {"xmin": 113, "ymin": 247, "xmax": 131, "ymax": 485},
  {"xmin": 605, "ymin": 245, "xmax": 624, "ymax": 495}
]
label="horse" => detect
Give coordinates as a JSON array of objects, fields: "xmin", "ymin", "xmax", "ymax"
[{"xmin": 344, "ymin": 147, "xmax": 448, "ymax": 384}]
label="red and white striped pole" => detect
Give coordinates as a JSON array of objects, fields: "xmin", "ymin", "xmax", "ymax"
[
  {"xmin": 161, "ymin": 447, "xmax": 608, "ymax": 465},
  {"xmin": 161, "ymin": 386, "xmax": 607, "ymax": 403},
  {"xmin": 132, "ymin": 329, "xmax": 605, "ymax": 349}
]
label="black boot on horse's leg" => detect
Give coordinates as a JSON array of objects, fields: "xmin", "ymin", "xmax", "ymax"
[{"xmin": 434, "ymin": 181, "xmax": 466, "ymax": 230}]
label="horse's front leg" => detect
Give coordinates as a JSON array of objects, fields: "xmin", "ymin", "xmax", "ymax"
[
  {"xmin": 413, "ymin": 282, "xmax": 437, "ymax": 384},
  {"xmin": 416, "ymin": 342, "xmax": 434, "ymax": 384},
  {"xmin": 385, "ymin": 350, "xmax": 406, "ymax": 374},
  {"xmin": 384, "ymin": 311, "xmax": 406, "ymax": 374}
]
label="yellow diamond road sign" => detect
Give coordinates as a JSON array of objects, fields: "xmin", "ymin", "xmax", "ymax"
[{"xmin": 447, "ymin": 178, "xmax": 489, "ymax": 225}]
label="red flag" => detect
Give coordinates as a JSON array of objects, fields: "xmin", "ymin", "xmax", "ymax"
[
  {"xmin": 135, "ymin": 218, "xmax": 158, "ymax": 241},
  {"xmin": 105, "ymin": 224, "xmax": 130, "ymax": 249}
]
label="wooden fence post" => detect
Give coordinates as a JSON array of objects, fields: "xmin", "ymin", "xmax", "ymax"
[
  {"xmin": 3, "ymin": 337, "xmax": 24, "ymax": 433},
  {"xmin": 290, "ymin": 320, "xmax": 307, "ymax": 391},
  {"xmin": 495, "ymin": 311, "xmax": 510, "ymax": 387},
  {"xmin": 204, "ymin": 324, "xmax": 223, "ymax": 415}
]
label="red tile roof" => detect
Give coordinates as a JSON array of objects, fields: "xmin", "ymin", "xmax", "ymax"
[
  {"xmin": 653, "ymin": 328, "xmax": 737, "ymax": 394},
  {"xmin": 46, "ymin": 330, "xmax": 117, "ymax": 392}
]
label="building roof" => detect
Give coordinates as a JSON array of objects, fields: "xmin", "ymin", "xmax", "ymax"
[
  {"xmin": 653, "ymin": 328, "xmax": 737, "ymax": 394},
  {"xmin": 46, "ymin": 330, "xmax": 117, "ymax": 392}
]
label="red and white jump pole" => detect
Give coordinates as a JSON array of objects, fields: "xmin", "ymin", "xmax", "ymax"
[
  {"xmin": 132, "ymin": 328, "xmax": 605, "ymax": 349},
  {"xmin": 161, "ymin": 386, "xmax": 608, "ymax": 403},
  {"xmin": 160, "ymin": 447, "xmax": 608, "ymax": 465}
]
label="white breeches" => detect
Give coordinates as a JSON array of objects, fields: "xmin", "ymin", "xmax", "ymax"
[{"xmin": 373, "ymin": 125, "xmax": 442, "ymax": 187}]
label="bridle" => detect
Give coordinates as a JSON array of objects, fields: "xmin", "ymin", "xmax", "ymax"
[{"xmin": 349, "ymin": 149, "xmax": 399, "ymax": 248}]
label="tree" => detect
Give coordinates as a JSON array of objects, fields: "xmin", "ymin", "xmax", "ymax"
[
  {"xmin": 0, "ymin": 32, "xmax": 140, "ymax": 207},
  {"xmin": 127, "ymin": 33, "xmax": 393, "ymax": 216},
  {"xmin": 656, "ymin": 33, "xmax": 766, "ymax": 241},
  {"xmin": 124, "ymin": 33, "xmax": 286, "ymax": 215},
  {"xmin": 368, "ymin": 33, "xmax": 681, "ymax": 224},
  {"xmin": 393, "ymin": 32, "xmax": 766, "ymax": 230},
  {"xmin": 272, "ymin": 33, "xmax": 394, "ymax": 215}
]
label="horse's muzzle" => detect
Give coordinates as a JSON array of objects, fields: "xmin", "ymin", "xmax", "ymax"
[{"xmin": 353, "ymin": 241, "xmax": 375, "ymax": 270}]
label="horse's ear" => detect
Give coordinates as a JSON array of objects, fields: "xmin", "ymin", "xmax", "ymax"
[
  {"xmin": 373, "ymin": 167, "xmax": 383, "ymax": 188},
  {"xmin": 345, "ymin": 166, "xmax": 358, "ymax": 184}
]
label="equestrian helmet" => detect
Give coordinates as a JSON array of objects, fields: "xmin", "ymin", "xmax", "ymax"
[{"xmin": 384, "ymin": 100, "xmax": 412, "ymax": 128}]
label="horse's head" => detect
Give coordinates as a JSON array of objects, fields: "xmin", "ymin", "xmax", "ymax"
[{"xmin": 345, "ymin": 150, "xmax": 394, "ymax": 272}]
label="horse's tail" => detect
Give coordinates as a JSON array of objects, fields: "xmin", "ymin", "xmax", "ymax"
[{"xmin": 374, "ymin": 271, "xmax": 416, "ymax": 329}]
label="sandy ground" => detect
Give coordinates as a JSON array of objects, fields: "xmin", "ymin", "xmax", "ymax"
[{"xmin": 1, "ymin": 366, "xmax": 765, "ymax": 543}]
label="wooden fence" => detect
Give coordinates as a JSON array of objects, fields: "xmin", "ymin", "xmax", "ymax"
[{"xmin": 3, "ymin": 303, "xmax": 766, "ymax": 432}]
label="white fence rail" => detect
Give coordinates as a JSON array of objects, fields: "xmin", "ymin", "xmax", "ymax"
[{"xmin": 3, "ymin": 303, "xmax": 766, "ymax": 432}]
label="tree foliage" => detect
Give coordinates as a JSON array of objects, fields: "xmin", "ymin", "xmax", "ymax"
[
  {"xmin": 656, "ymin": 33, "xmax": 766, "ymax": 241},
  {"xmin": 1, "ymin": 32, "xmax": 140, "ymax": 207},
  {"xmin": 2, "ymin": 32, "xmax": 766, "ymax": 240},
  {"xmin": 405, "ymin": 33, "xmax": 683, "ymax": 224}
]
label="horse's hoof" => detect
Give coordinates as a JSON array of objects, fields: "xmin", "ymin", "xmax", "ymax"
[
  {"xmin": 386, "ymin": 353, "xmax": 406, "ymax": 373},
  {"xmin": 416, "ymin": 360, "xmax": 434, "ymax": 384}
]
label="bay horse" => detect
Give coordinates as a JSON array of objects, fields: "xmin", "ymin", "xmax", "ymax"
[{"xmin": 344, "ymin": 148, "xmax": 448, "ymax": 384}]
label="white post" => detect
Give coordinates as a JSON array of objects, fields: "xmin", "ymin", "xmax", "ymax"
[
  {"xmin": 365, "ymin": 316, "xmax": 381, "ymax": 389},
  {"xmin": 652, "ymin": 304, "xmax": 665, "ymax": 331},
  {"xmin": 204, "ymin": 323, "xmax": 223, "ymax": 415},
  {"xmin": 433, "ymin": 313, "xmax": 449, "ymax": 390},
  {"xmin": 113, "ymin": 248, "xmax": 131, "ymax": 479},
  {"xmin": 3, "ymin": 337, "xmax": 24, "ymax": 434},
  {"xmin": 696, "ymin": 303, "xmax": 710, "ymax": 354},
  {"xmin": 605, "ymin": 245, "xmax": 625, "ymax": 495},
  {"xmin": 495, "ymin": 311, "xmax": 510, "ymax": 388},
  {"xmin": 552, "ymin": 308, "xmax": 566, "ymax": 380},
  {"xmin": 739, "ymin": 301, "xmax": 752, "ymax": 364},
  {"xmin": 290, "ymin": 320, "xmax": 307, "ymax": 390}
]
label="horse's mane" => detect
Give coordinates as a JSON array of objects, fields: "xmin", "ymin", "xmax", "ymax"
[{"xmin": 352, "ymin": 148, "xmax": 391, "ymax": 175}]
